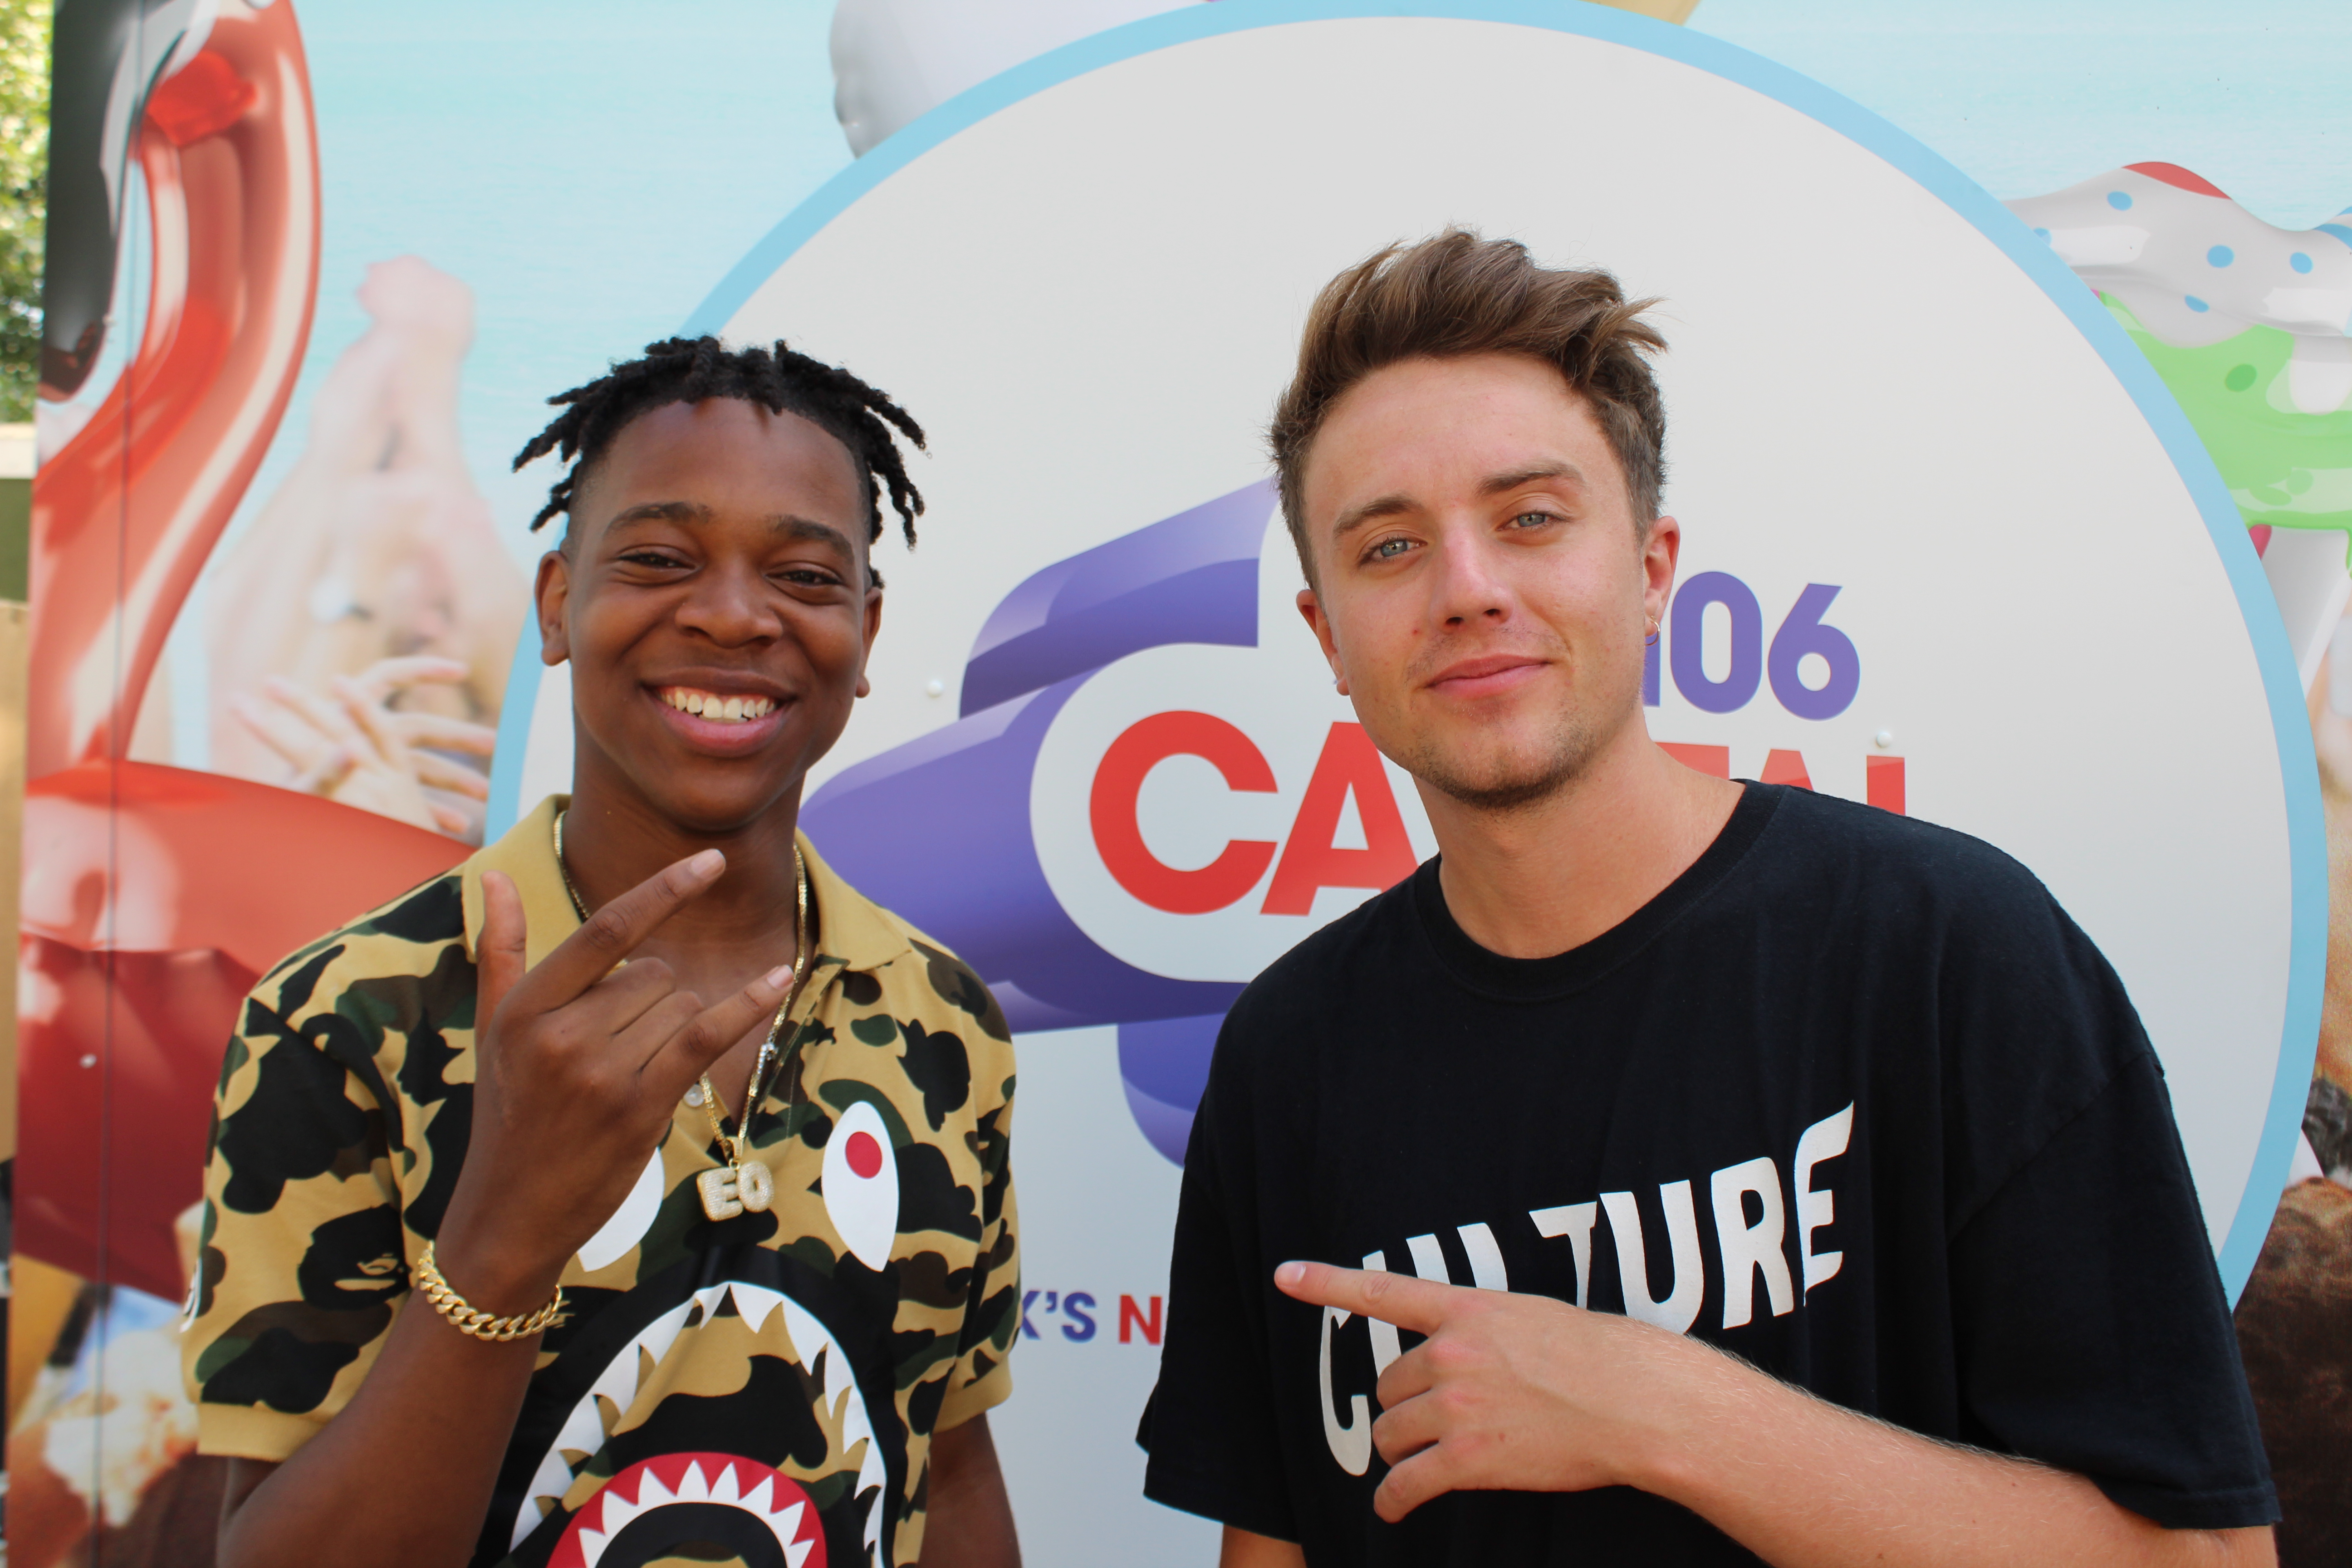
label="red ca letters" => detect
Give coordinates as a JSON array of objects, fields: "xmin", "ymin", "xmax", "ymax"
[
  {"xmin": 1091, "ymin": 711, "xmax": 1280, "ymax": 914},
  {"xmin": 1261, "ymin": 723, "xmax": 1418, "ymax": 916}
]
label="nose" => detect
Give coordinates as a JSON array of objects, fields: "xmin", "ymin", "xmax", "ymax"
[
  {"xmin": 674, "ymin": 559, "xmax": 784, "ymax": 646},
  {"xmin": 1426, "ymin": 523, "xmax": 1513, "ymax": 630}
]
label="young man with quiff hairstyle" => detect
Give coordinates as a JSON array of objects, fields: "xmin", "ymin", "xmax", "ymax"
[{"xmin": 1137, "ymin": 231, "xmax": 2279, "ymax": 1567}]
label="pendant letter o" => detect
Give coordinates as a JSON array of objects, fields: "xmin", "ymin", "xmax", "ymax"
[{"xmin": 737, "ymin": 1160, "xmax": 775, "ymax": 1213}]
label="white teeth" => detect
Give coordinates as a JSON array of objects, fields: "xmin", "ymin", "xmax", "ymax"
[{"xmin": 662, "ymin": 688, "xmax": 775, "ymax": 724}]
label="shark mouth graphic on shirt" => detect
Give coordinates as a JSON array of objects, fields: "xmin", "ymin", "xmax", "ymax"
[
  {"xmin": 507, "ymin": 1276, "xmax": 897, "ymax": 1566},
  {"xmin": 547, "ymin": 1451, "xmax": 826, "ymax": 1568}
]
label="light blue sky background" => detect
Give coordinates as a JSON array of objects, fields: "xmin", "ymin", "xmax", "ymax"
[
  {"xmin": 1695, "ymin": 0, "xmax": 2347, "ymax": 230},
  {"xmin": 164, "ymin": 0, "xmax": 2350, "ymax": 763}
]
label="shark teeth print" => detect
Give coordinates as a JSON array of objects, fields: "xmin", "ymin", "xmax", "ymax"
[
  {"xmin": 549, "ymin": 1452, "xmax": 824, "ymax": 1568},
  {"xmin": 517, "ymin": 1281, "xmax": 893, "ymax": 1563}
]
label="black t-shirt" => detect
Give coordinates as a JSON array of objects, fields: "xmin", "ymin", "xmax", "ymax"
[{"xmin": 1138, "ymin": 784, "xmax": 2276, "ymax": 1564}]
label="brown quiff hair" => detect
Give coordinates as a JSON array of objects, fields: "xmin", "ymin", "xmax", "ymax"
[{"xmin": 1270, "ymin": 229, "xmax": 1668, "ymax": 580}]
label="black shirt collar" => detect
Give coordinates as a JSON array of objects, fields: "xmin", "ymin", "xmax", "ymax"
[{"xmin": 1410, "ymin": 780, "xmax": 1783, "ymax": 1000}]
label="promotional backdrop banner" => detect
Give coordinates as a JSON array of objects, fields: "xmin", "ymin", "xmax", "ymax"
[
  {"xmin": 14, "ymin": 1, "xmax": 2344, "ymax": 1564},
  {"xmin": 500, "ymin": 3, "xmax": 2326, "ymax": 1555}
]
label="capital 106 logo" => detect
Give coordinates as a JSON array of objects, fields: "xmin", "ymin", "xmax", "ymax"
[{"xmin": 805, "ymin": 484, "xmax": 1896, "ymax": 1162}]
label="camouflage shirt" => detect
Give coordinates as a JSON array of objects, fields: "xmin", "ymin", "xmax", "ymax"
[{"xmin": 182, "ymin": 795, "xmax": 1020, "ymax": 1568}]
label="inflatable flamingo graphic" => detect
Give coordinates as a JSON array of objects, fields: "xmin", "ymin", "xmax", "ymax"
[{"xmin": 20, "ymin": 0, "xmax": 467, "ymax": 1303}]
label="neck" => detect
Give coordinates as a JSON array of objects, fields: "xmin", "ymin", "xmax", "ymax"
[
  {"xmin": 1422, "ymin": 716, "xmax": 1742, "ymax": 960},
  {"xmin": 560, "ymin": 759, "xmax": 807, "ymax": 954}
]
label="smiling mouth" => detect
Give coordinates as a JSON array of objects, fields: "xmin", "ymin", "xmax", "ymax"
[
  {"xmin": 1427, "ymin": 655, "xmax": 1547, "ymax": 689},
  {"xmin": 657, "ymin": 686, "xmax": 778, "ymax": 724}
]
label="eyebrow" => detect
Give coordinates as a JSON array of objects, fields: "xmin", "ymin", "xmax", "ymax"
[
  {"xmin": 1329, "ymin": 492, "xmax": 1415, "ymax": 541},
  {"xmin": 1481, "ymin": 462, "xmax": 1585, "ymax": 497},
  {"xmin": 605, "ymin": 500, "xmax": 713, "ymax": 530},
  {"xmin": 1327, "ymin": 463, "xmax": 1589, "ymax": 541},
  {"xmin": 604, "ymin": 502, "xmax": 859, "ymax": 559},
  {"xmin": 770, "ymin": 516, "xmax": 860, "ymax": 559}
]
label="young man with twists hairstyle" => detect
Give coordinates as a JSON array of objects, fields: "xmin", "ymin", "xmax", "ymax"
[
  {"xmin": 184, "ymin": 336, "xmax": 1023, "ymax": 1568},
  {"xmin": 1137, "ymin": 232, "xmax": 2278, "ymax": 1567}
]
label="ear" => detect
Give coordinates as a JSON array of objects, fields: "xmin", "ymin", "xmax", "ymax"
[
  {"xmin": 854, "ymin": 581, "xmax": 884, "ymax": 700},
  {"xmin": 1641, "ymin": 514, "xmax": 1681, "ymax": 632},
  {"xmin": 1296, "ymin": 588, "xmax": 1348, "ymax": 697},
  {"xmin": 535, "ymin": 549, "xmax": 573, "ymax": 666}
]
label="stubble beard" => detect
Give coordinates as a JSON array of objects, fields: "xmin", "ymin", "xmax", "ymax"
[{"xmin": 1393, "ymin": 662, "xmax": 1641, "ymax": 816}]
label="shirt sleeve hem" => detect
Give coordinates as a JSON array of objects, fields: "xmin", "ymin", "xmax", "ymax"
[
  {"xmin": 1141, "ymin": 1458, "xmax": 1298, "ymax": 1543},
  {"xmin": 936, "ymin": 1362, "xmax": 1014, "ymax": 1431},
  {"xmin": 2094, "ymin": 1476, "xmax": 2281, "ymax": 1531},
  {"xmin": 196, "ymin": 1404, "xmax": 327, "ymax": 1462}
]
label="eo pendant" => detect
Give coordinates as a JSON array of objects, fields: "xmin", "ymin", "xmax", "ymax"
[
  {"xmin": 696, "ymin": 1166, "xmax": 740, "ymax": 1219},
  {"xmin": 696, "ymin": 1160, "xmax": 775, "ymax": 1220}
]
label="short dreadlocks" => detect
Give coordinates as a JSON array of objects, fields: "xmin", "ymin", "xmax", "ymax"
[{"xmin": 513, "ymin": 337, "xmax": 927, "ymax": 563}]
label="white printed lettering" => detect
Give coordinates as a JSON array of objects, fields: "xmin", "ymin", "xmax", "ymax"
[
  {"xmin": 1794, "ymin": 1103, "xmax": 1855, "ymax": 1294},
  {"xmin": 1529, "ymin": 1202, "xmax": 1598, "ymax": 1308},
  {"xmin": 1710, "ymin": 1156, "xmax": 1794, "ymax": 1328},
  {"xmin": 1456, "ymin": 1223, "xmax": 1509, "ymax": 1291},
  {"xmin": 1317, "ymin": 1303, "xmax": 1372, "ymax": 1475},
  {"xmin": 1601, "ymin": 1182, "xmax": 1705, "ymax": 1334}
]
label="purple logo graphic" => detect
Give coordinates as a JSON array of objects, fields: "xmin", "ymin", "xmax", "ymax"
[{"xmin": 803, "ymin": 482, "xmax": 1278, "ymax": 1161}]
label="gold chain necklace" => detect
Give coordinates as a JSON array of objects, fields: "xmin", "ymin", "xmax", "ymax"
[{"xmin": 553, "ymin": 809, "xmax": 812, "ymax": 1220}]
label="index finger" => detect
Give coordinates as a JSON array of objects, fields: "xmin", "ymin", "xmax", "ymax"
[
  {"xmin": 1274, "ymin": 1261, "xmax": 1460, "ymax": 1335},
  {"xmin": 519, "ymin": 848, "xmax": 727, "ymax": 1004}
]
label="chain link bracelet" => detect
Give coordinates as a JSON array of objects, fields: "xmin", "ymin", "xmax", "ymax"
[{"xmin": 413, "ymin": 1241, "xmax": 568, "ymax": 1342}]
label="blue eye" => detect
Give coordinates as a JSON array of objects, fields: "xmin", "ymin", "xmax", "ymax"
[
  {"xmin": 1372, "ymin": 538, "xmax": 1414, "ymax": 559},
  {"xmin": 1510, "ymin": 511, "xmax": 1553, "ymax": 529}
]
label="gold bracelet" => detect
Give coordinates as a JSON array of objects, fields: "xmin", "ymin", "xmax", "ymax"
[{"xmin": 413, "ymin": 1242, "xmax": 568, "ymax": 1342}]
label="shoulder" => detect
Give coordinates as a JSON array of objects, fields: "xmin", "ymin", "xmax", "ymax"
[
  {"xmin": 1217, "ymin": 867, "xmax": 1423, "ymax": 1063},
  {"xmin": 1745, "ymin": 784, "xmax": 2059, "ymax": 928},
  {"xmin": 851, "ymin": 902, "xmax": 1014, "ymax": 1049},
  {"xmin": 801, "ymin": 836, "xmax": 1012, "ymax": 1053},
  {"xmin": 207, "ymin": 872, "xmax": 469, "ymax": 1219},
  {"xmin": 239, "ymin": 870, "xmax": 474, "ymax": 1058},
  {"xmin": 1744, "ymin": 787, "xmax": 2131, "ymax": 1016},
  {"xmin": 1754, "ymin": 783, "xmax": 2035, "ymax": 883},
  {"xmin": 817, "ymin": 885, "xmax": 1019, "ymax": 1136}
]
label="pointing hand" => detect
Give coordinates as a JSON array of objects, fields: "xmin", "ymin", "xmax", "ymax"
[{"xmin": 1275, "ymin": 1259, "xmax": 1719, "ymax": 1521}]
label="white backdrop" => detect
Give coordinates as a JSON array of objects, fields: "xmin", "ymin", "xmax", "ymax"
[{"xmin": 494, "ymin": 6, "xmax": 2323, "ymax": 1559}]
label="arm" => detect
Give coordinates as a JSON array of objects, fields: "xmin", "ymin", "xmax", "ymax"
[
  {"xmin": 1277, "ymin": 1264, "xmax": 2274, "ymax": 1568},
  {"xmin": 1220, "ymin": 1526, "xmax": 1306, "ymax": 1568},
  {"xmin": 214, "ymin": 1288, "xmax": 548, "ymax": 1567},
  {"xmin": 919, "ymin": 1413, "xmax": 1020, "ymax": 1568},
  {"xmin": 212, "ymin": 859, "xmax": 794, "ymax": 1568},
  {"xmin": 919, "ymin": 977, "xmax": 1024, "ymax": 1568}
]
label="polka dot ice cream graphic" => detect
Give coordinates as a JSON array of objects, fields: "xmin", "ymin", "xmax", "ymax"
[{"xmin": 2009, "ymin": 164, "xmax": 2352, "ymax": 685}]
